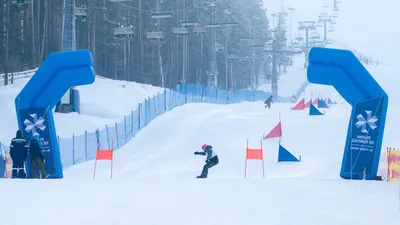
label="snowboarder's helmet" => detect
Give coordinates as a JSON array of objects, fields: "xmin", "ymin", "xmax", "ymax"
[{"xmin": 201, "ymin": 144, "xmax": 207, "ymax": 150}]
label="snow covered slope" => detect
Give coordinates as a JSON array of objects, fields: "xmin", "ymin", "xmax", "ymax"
[
  {"xmin": 0, "ymin": 76, "xmax": 163, "ymax": 142},
  {"xmin": 2, "ymin": 97, "xmax": 400, "ymax": 225}
]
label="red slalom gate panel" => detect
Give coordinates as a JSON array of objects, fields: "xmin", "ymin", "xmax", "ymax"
[
  {"xmin": 93, "ymin": 141, "xmax": 114, "ymax": 179},
  {"xmin": 263, "ymin": 122, "xmax": 282, "ymax": 139},
  {"xmin": 244, "ymin": 139, "xmax": 265, "ymax": 178},
  {"xmin": 291, "ymin": 98, "xmax": 305, "ymax": 110}
]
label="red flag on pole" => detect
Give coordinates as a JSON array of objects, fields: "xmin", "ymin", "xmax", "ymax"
[
  {"xmin": 263, "ymin": 122, "xmax": 282, "ymax": 139},
  {"xmin": 305, "ymin": 100, "xmax": 311, "ymax": 108},
  {"xmin": 291, "ymin": 98, "xmax": 305, "ymax": 110}
]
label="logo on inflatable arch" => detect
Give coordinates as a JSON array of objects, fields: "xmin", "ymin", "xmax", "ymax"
[
  {"xmin": 15, "ymin": 50, "xmax": 95, "ymax": 179},
  {"xmin": 355, "ymin": 110, "xmax": 378, "ymax": 133},
  {"xmin": 24, "ymin": 113, "xmax": 46, "ymax": 135},
  {"xmin": 307, "ymin": 47, "xmax": 388, "ymax": 180}
]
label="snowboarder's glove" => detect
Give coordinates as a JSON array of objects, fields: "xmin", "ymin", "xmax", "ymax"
[{"xmin": 194, "ymin": 152, "xmax": 200, "ymax": 155}]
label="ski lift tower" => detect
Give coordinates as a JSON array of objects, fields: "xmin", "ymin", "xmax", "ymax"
[
  {"xmin": 61, "ymin": 0, "xmax": 87, "ymax": 52},
  {"xmin": 180, "ymin": 21, "xmax": 200, "ymax": 83},
  {"xmin": 221, "ymin": 22, "xmax": 238, "ymax": 90},
  {"xmin": 263, "ymin": 29, "xmax": 284, "ymax": 96},
  {"xmin": 317, "ymin": 15, "xmax": 332, "ymax": 43},
  {"xmin": 288, "ymin": 7, "xmax": 295, "ymax": 44},
  {"xmin": 298, "ymin": 21, "xmax": 316, "ymax": 68},
  {"xmin": 192, "ymin": 25, "xmax": 207, "ymax": 83},
  {"xmin": 333, "ymin": 0, "xmax": 341, "ymax": 11},
  {"xmin": 238, "ymin": 36, "xmax": 254, "ymax": 88},
  {"xmin": 58, "ymin": 0, "xmax": 87, "ymax": 113},
  {"xmin": 109, "ymin": 0, "xmax": 135, "ymax": 81},
  {"xmin": 205, "ymin": 1, "xmax": 219, "ymax": 86},
  {"xmin": 171, "ymin": 21, "xmax": 198, "ymax": 84},
  {"xmin": 226, "ymin": 54, "xmax": 250, "ymax": 91},
  {"xmin": 149, "ymin": 12, "xmax": 173, "ymax": 86}
]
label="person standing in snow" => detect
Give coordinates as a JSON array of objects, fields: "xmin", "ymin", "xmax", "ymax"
[
  {"xmin": 29, "ymin": 135, "xmax": 47, "ymax": 179},
  {"xmin": 9, "ymin": 130, "xmax": 28, "ymax": 178},
  {"xmin": 264, "ymin": 95, "xmax": 273, "ymax": 108},
  {"xmin": 194, "ymin": 144, "xmax": 219, "ymax": 178}
]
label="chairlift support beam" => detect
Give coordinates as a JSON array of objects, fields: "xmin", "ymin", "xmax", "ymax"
[
  {"xmin": 222, "ymin": 22, "xmax": 239, "ymax": 27},
  {"xmin": 181, "ymin": 21, "xmax": 200, "ymax": 26},
  {"xmin": 238, "ymin": 36, "xmax": 253, "ymax": 41},
  {"xmin": 251, "ymin": 45, "xmax": 264, "ymax": 49},
  {"xmin": 151, "ymin": 12, "xmax": 173, "ymax": 19},
  {"xmin": 205, "ymin": 24, "xmax": 222, "ymax": 28}
]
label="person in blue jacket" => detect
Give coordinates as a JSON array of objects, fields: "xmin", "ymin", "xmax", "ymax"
[
  {"xmin": 194, "ymin": 144, "xmax": 219, "ymax": 178},
  {"xmin": 0, "ymin": 152, "xmax": 5, "ymax": 178},
  {"xmin": 9, "ymin": 130, "xmax": 28, "ymax": 178},
  {"xmin": 29, "ymin": 135, "xmax": 47, "ymax": 179}
]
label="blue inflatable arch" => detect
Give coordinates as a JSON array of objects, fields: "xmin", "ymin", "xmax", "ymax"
[
  {"xmin": 15, "ymin": 50, "xmax": 95, "ymax": 178},
  {"xmin": 307, "ymin": 47, "xmax": 388, "ymax": 180}
]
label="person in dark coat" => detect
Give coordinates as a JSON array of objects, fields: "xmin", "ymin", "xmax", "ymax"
[
  {"xmin": 264, "ymin": 95, "xmax": 273, "ymax": 108},
  {"xmin": 9, "ymin": 130, "xmax": 28, "ymax": 178},
  {"xmin": 194, "ymin": 144, "xmax": 219, "ymax": 178},
  {"xmin": 29, "ymin": 136, "xmax": 47, "ymax": 179}
]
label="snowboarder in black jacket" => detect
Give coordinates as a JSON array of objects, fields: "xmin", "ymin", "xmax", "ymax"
[
  {"xmin": 194, "ymin": 144, "xmax": 219, "ymax": 178},
  {"xmin": 264, "ymin": 95, "xmax": 273, "ymax": 108},
  {"xmin": 29, "ymin": 136, "xmax": 47, "ymax": 179},
  {"xmin": 9, "ymin": 130, "xmax": 28, "ymax": 178}
]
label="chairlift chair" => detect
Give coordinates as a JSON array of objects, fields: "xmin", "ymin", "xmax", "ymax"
[
  {"xmin": 146, "ymin": 31, "xmax": 165, "ymax": 44},
  {"xmin": 172, "ymin": 27, "xmax": 189, "ymax": 36},
  {"xmin": 113, "ymin": 26, "xmax": 134, "ymax": 39},
  {"xmin": 192, "ymin": 26, "xmax": 206, "ymax": 34},
  {"xmin": 75, "ymin": 6, "xmax": 87, "ymax": 22}
]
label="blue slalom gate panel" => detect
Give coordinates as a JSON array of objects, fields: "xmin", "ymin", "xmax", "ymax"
[
  {"xmin": 309, "ymin": 103, "xmax": 324, "ymax": 116},
  {"xmin": 278, "ymin": 145, "xmax": 300, "ymax": 162},
  {"xmin": 15, "ymin": 50, "xmax": 96, "ymax": 178},
  {"xmin": 307, "ymin": 47, "xmax": 388, "ymax": 180},
  {"xmin": 318, "ymin": 99, "xmax": 329, "ymax": 108}
]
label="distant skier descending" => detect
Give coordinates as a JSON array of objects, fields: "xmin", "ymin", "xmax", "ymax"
[
  {"xmin": 264, "ymin": 95, "xmax": 273, "ymax": 108},
  {"xmin": 194, "ymin": 144, "xmax": 219, "ymax": 178}
]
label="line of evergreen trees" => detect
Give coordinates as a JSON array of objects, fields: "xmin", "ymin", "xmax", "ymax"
[{"xmin": 1, "ymin": 0, "xmax": 291, "ymax": 90}]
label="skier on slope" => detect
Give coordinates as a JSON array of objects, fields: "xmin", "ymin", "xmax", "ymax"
[
  {"xmin": 264, "ymin": 95, "xmax": 273, "ymax": 108},
  {"xmin": 194, "ymin": 144, "xmax": 219, "ymax": 178}
]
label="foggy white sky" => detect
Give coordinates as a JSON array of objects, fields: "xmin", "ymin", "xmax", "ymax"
[{"xmin": 263, "ymin": 0, "xmax": 400, "ymax": 64}]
